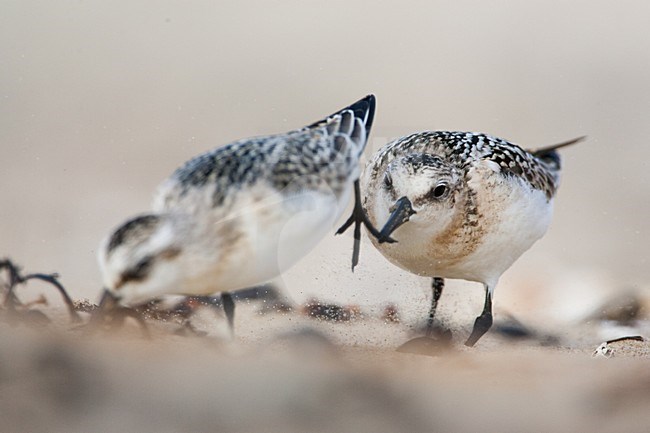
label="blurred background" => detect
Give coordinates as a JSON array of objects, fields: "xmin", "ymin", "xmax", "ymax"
[{"xmin": 2, "ymin": 0, "xmax": 649, "ymax": 329}]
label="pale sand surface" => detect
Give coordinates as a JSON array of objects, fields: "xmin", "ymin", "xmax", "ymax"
[
  {"xmin": 1, "ymin": 300, "xmax": 650, "ymax": 433},
  {"xmin": 3, "ymin": 1, "xmax": 650, "ymax": 432}
]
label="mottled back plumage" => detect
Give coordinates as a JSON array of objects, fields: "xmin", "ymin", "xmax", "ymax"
[
  {"xmin": 368, "ymin": 131, "xmax": 561, "ymax": 199},
  {"xmin": 156, "ymin": 95, "xmax": 375, "ymax": 212}
]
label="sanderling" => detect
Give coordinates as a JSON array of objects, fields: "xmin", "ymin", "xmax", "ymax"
[
  {"xmin": 97, "ymin": 95, "xmax": 380, "ymax": 332},
  {"xmin": 361, "ymin": 131, "xmax": 583, "ymax": 347}
]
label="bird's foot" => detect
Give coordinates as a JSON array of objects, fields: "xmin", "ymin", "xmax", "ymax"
[
  {"xmin": 464, "ymin": 312, "xmax": 493, "ymax": 347},
  {"xmin": 397, "ymin": 326, "xmax": 453, "ymax": 356},
  {"xmin": 336, "ymin": 181, "xmax": 394, "ymax": 271}
]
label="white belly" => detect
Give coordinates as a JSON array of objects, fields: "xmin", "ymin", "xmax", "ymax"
[
  {"xmin": 181, "ymin": 184, "xmax": 352, "ymax": 294},
  {"xmin": 372, "ymin": 178, "xmax": 553, "ymax": 287},
  {"xmin": 439, "ymin": 192, "xmax": 553, "ymax": 285}
]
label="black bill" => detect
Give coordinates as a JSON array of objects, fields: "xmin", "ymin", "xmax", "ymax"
[
  {"xmin": 96, "ymin": 288, "xmax": 122, "ymax": 315},
  {"xmin": 378, "ymin": 196, "xmax": 416, "ymax": 243}
]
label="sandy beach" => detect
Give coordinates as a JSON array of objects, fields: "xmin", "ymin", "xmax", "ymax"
[
  {"xmin": 3, "ymin": 1, "xmax": 650, "ymax": 432},
  {"xmin": 2, "ymin": 298, "xmax": 650, "ymax": 433}
]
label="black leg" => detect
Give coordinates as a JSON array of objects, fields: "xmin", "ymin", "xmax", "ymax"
[
  {"xmin": 425, "ymin": 277, "xmax": 444, "ymax": 337},
  {"xmin": 395, "ymin": 277, "xmax": 452, "ymax": 355},
  {"xmin": 465, "ymin": 286, "xmax": 493, "ymax": 347},
  {"xmin": 336, "ymin": 180, "xmax": 393, "ymax": 271},
  {"xmin": 221, "ymin": 292, "xmax": 235, "ymax": 336}
]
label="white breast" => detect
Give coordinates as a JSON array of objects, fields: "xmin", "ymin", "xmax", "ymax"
[
  {"xmin": 451, "ymin": 177, "xmax": 554, "ymax": 285},
  {"xmin": 367, "ymin": 168, "xmax": 553, "ymax": 288},
  {"xmin": 166, "ymin": 182, "xmax": 353, "ymax": 294}
]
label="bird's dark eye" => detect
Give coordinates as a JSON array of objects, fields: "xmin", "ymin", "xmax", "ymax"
[
  {"xmin": 431, "ymin": 184, "xmax": 448, "ymax": 199},
  {"xmin": 384, "ymin": 173, "xmax": 393, "ymax": 189},
  {"xmin": 121, "ymin": 256, "xmax": 153, "ymax": 284}
]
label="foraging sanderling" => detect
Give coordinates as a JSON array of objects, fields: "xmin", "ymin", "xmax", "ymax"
[
  {"xmin": 98, "ymin": 95, "xmax": 380, "ymax": 331},
  {"xmin": 362, "ymin": 131, "xmax": 583, "ymax": 346}
]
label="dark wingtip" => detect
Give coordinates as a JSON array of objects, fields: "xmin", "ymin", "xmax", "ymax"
[
  {"xmin": 347, "ymin": 94, "xmax": 376, "ymax": 136},
  {"xmin": 305, "ymin": 94, "xmax": 377, "ymax": 136}
]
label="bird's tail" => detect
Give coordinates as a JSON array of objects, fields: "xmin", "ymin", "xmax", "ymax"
[
  {"xmin": 304, "ymin": 94, "xmax": 376, "ymax": 157},
  {"xmin": 530, "ymin": 136, "xmax": 586, "ymax": 170}
]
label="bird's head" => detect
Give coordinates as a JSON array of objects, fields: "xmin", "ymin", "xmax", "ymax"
[
  {"xmin": 98, "ymin": 213, "xmax": 185, "ymax": 306},
  {"xmin": 373, "ymin": 153, "xmax": 462, "ymax": 242}
]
